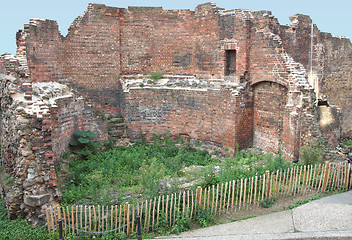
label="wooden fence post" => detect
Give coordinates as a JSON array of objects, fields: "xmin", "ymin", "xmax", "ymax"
[
  {"xmin": 125, "ymin": 202, "xmax": 131, "ymax": 236},
  {"xmin": 265, "ymin": 171, "xmax": 271, "ymax": 199},
  {"xmin": 345, "ymin": 160, "xmax": 350, "ymax": 189},
  {"xmin": 322, "ymin": 161, "xmax": 330, "ymax": 192},
  {"xmin": 196, "ymin": 186, "xmax": 202, "ymax": 207}
]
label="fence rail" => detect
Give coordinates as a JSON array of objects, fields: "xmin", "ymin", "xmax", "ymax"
[{"xmin": 46, "ymin": 161, "xmax": 351, "ymax": 237}]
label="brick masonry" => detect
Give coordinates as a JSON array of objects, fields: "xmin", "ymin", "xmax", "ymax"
[{"xmin": 1, "ymin": 2, "xmax": 351, "ymax": 221}]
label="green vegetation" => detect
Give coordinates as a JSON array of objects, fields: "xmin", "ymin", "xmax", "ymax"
[
  {"xmin": 342, "ymin": 140, "xmax": 352, "ymax": 146},
  {"xmin": 68, "ymin": 131, "xmax": 102, "ymax": 159},
  {"xmin": 0, "ymin": 196, "xmax": 128, "ymax": 240},
  {"xmin": 288, "ymin": 194, "xmax": 321, "ymax": 209},
  {"xmin": 299, "ymin": 138, "xmax": 327, "ymax": 165},
  {"xmin": 61, "ymin": 135, "xmax": 214, "ymax": 205},
  {"xmin": 259, "ymin": 197, "xmax": 276, "ymax": 208},
  {"xmin": 60, "ymin": 134, "xmax": 294, "ymax": 206},
  {"xmin": 149, "ymin": 72, "xmax": 164, "ymax": 81},
  {"xmin": 205, "ymin": 149, "xmax": 292, "ymax": 187},
  {"xmin": 0, "ymin": 198, "xmax": 57, "ymax": 240}
]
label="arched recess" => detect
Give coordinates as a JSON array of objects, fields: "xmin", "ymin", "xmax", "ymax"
[{"xmin": 252, "ymin": 81, "xmax": 288, "ymax": 154}]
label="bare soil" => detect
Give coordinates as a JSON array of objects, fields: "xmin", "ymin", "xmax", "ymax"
[{"xmin": 212, "ymin": 192, "xmax": 329, "ymax": 225}]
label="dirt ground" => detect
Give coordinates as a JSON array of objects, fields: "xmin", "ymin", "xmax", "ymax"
[{"xmin": 209, "ymin": 192, "xmax": 329, "ymax": 225}]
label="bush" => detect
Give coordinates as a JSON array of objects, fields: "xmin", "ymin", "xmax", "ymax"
[
  {"xmin": 69, "ymin": 131, "xmax": 102, "ymax": 159},
  {"xmin": 138, "ymin": 158, "xmax": 167, "ymax": 196},
  {"xmin": 299, "ymin": 139, "xmax": 326, "ymax": 165}
]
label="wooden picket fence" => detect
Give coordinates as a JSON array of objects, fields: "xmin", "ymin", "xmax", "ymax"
[{"xmin": 46, "ymin": 161, "xmax": 352, "ymax": 237}]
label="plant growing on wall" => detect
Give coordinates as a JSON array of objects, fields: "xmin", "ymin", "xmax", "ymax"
[
  {"xmin": 149, "ymin": 72, "xmax": 164, "ymax": 81},
  {"xmin": 69, "ymin": 131, "xmax": 102, "ymax": 159}
]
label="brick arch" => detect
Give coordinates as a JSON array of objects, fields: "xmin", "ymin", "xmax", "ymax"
[
  {"xmin": 252, "ymin": 81, "xmax": 288, "ymax": 153},
  {"xmin": 250, "ymin": 78, "xmax": 288, "ymax": 89}
]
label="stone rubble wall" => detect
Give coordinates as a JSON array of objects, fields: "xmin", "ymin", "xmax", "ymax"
[{"xmin": 0, "ymin": 54, "xmax": 108, "ymax": 223}]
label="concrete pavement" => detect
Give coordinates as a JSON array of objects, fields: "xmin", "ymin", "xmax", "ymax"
[{"xmin": 158, "ymin": 191, "xmax": 352, "ymax": 240}]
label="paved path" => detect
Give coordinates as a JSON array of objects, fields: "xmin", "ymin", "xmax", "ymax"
[{"xmin": 158, "ymin": 191, "xmax": 352, "ymax": 240}]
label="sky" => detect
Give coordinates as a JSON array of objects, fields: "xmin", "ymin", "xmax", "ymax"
[{"xmin": 1, "ymin": 0, "xmax": 351, "ymax": 55}]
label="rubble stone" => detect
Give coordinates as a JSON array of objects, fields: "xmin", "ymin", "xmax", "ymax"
[{"xmin": 1, "ymin": 2, "xmax": 351, "ymax": 223}]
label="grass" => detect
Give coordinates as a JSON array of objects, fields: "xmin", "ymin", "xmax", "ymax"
[
  {"xmin": 149, "ymin": 72, "xmax": 164, "ymax": 81},
  {"xmin": 288, "ymin": 194, "xmax": 321, "ymax": 209},
  {"xmin": 0, "ymin": 198, "xmax": 57, "ymax": 240},
  {"xmin": 59, "ymin": 135, "xmax": 295, "ymax": 206},
  {"xmin": 60, "ymin": 136, "xmax": 216, "ymax": 205}
]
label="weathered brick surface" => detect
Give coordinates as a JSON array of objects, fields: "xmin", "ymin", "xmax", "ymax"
[
  {"xmin": 1, "ymin": 2, "xmax": 351, "ymax": 222},
  {"xmin": 280, "ymin": 15, "xmax": 352, "ymax": 135},
  {"xmin": 15, "ymin": 2, "xmax": 351, "ymax": 156},
  {"xmin": 253, "ymin": 82, "xmax": 287, "ymax": 153},
  {"xmin": 124, "ymin": 86, "xmax": 252, "ymax": 152},
  {"xmin": 50, "ymin": 96, "xmax": 108, "ymax": 164},
  {"xmin": 0, "ymin": 55, "xmax": 108, "ymax": 223}
]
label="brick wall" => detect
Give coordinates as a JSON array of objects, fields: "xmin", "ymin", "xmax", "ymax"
[
  {"xmin": 280, "ymin": 15, "xmax": 352, "ymax": 136},
  {"xmin": 50, "ymin": 96, "xmax": 107, "ymax": 164},
  {"xmin": 253, "ymin": 82, "xmax": 287, "ymax": 153},
  {"xmin": 15, "ymin": 2, "xmax": 351, "ymax": 157},
  {"xmin": 319, "ymin": 34, "xmax": 352, "ymax": 135},
  {"xmin": 124, "ymin": 86, "xmax": 253, "ymax": 152}
]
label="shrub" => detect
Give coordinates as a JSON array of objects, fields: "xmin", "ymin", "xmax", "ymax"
[
  {"xmin": 299, "ymin": 139, "xmax": 326, "ymax": 165},
  {"xmin": 138, "ymin": 158, "xmax": 167, "ymax": 196},
  {"xmin": 69, "ymin": 131, "xmax": 102, "ymax": 159}
]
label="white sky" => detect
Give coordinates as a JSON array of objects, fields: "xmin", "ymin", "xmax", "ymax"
[{"xmin": 1, "ymin": 0, "xmax": 351, "ymax": 55}]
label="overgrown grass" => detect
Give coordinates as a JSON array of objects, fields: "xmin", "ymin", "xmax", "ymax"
[
  {"xmin": 202, "ymin": 149, "xmax": 292, "ymax": 187},
  {"xmin": 61, "ymin": 136, "xmax": 294, "ymax": 206},
  {"xmin": 61, "ymin": 136, "xmax": 216, "ymax": 205},
  {"xmin": 0, "ymin": 198, "xmax": 57, "ymax": 240}
]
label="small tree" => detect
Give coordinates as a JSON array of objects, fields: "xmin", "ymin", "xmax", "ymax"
[{"xmin": 69, "ymin": 131, "xmax": 102, "ymax": 159}]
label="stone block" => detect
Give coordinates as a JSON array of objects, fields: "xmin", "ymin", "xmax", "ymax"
[{"xmin": 24, "ymin": 194, "xmax": 51, "ymax": 207}]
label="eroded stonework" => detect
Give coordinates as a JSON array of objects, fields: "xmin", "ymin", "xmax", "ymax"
[{"xmin": 1, "ymin": 2, "xmax": 351, "ymax": 222}]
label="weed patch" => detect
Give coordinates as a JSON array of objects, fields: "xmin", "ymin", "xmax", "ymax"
[{"xmin": 0, "ymin": 198, "xmax": 57, "ymax": 239}]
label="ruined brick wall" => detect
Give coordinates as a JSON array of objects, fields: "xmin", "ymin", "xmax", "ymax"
[
  {"xmin": 20, "ymin": 3, "xmax": 254, "ymax": 111},
  {"xmin": 0, "ymin": 54, "xmax": 108, "ymax": 223},
  {"xmin": 280, "ymin": 15, "xmax": 352, "ymax": 136},
  {"xmin": 0, "ymin": 65, "xmax": 60, "ymax": 222},
  {"xmin": 124, "ymin": 84, "xmax": 253, "ymax": 152},
  {"xmin": 63, "ymin": 4, "xmax": 122, "ymax": 113},
  {"xmin": 22, "ymin": 19, "xmax": 63, "ymax": 83},
  {"xmin": 253, "ymin": 82, "xmax": 287, "ymax": 153},
  {"xmin": 50, "ymin": 96, "xmax": 108, "ymax": 164},
  {"xmin": 319, "ymin": 34, "xmax": 352, "ymax": 136}
]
